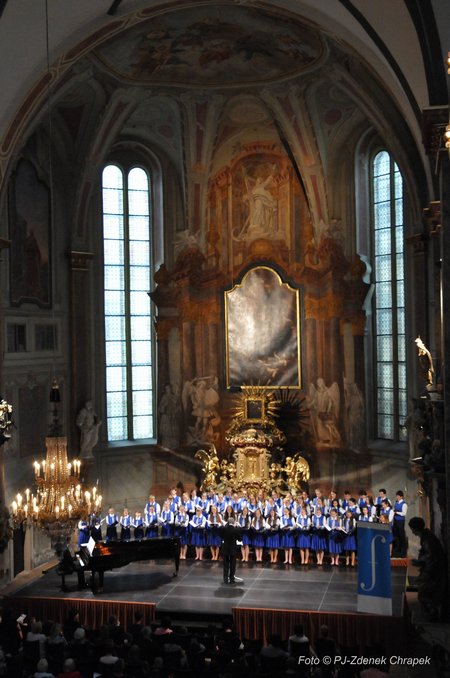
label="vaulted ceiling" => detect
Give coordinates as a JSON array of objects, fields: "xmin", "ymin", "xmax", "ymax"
[{"xmin": 0, "ymin": 0, "xmax": 448, "ymax": 192}]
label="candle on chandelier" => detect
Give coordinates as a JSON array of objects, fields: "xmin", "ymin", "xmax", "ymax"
[
  {"xmin": 17, "ymin": 494, "xmax": 22, "ymax": 507},
  {"xmin": 12, "ymin": 500, "xmax": 17, "ymax": 514},
  {"xmin": 34, "ymin": 461, "xmax": 40, "ymax": 477}
]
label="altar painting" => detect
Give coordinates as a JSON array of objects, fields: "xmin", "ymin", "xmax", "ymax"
[{"xmin": 225, "ymin": 267, "xmax": 301, "ymax": 388}]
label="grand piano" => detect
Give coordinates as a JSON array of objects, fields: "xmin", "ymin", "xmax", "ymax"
[{"xmin": 58, "ymin": 537, "xmax": 181, "ymax": 593}]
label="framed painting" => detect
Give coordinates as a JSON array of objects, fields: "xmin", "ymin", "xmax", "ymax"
[
  {"xmin": 9, "ymin": 159, "xmax": 51, "ymax": 307},
  {"xmin": 225, "ymin": 266, "xmax": 302, "ymax": 389}
]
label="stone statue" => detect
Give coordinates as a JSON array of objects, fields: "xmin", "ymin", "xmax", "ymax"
[
  {"xmin": 308, "ymin": 378, "xmax": 342, "ymax": 446},
  {"xmin": 158, "ymin": 384, "xmax": 181, "ymax": 449},
  {"xmin": 238, "ymin": 165, "xmax": 276, "ymax": 239},
  {"xmin": 343, "ymin": 378, "xmax": 365, "ymax": 451},
  {"xmin": 76, "ymin": 401, "xmax": 102, "ymax": 459},
  {"xmin": 415, "ymin": 336, "xmax": 434, "ymax": 389},
  {"xmin": 408, "ymin": 517, "xmax": 447, "ymax": 621},
  {"xmin": 182, "ymin": 376, "xmax": 221, "ymax": 443}
]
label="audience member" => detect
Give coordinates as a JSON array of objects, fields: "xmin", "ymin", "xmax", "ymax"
[
  {"xmin": 56, "ymin": 658, "xmax": 83, "ymax": 678},
  {"xmin": 34, "ymin": 657, "xmax": 55, "ymax": 678}
]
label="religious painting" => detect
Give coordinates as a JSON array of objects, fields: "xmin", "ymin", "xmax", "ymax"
[
  {"xmin": 9, "ymin": 159, "xmax": 51, "ymax": 307},
  {"xmin": 225, "ymin": 266, "xmax": 302, "ymax": 388},
  {"xmin": 93, "ymin": 5, "xmax": 324, "ymax": 87},
  {"xmin": 246, "ymin": 398, "xmax": 264, "ymax": 422}
]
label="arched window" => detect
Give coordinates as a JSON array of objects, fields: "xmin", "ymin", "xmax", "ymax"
[
  {"xmin": 102, "ymin": 164, "xmax": 153, "ymax": 441},
  {"xmin": 371, "ymin": 150, "xmax": 406, "ymax": 441}
]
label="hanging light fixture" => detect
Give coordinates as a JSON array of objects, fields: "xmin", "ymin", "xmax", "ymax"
[
  {"xmin": 10, "ymin": 2, "xmax": 102, "ymax": 553},
  {"xmin": 11, "ymin": 381, "xmax": 102, "ymax": 551}
]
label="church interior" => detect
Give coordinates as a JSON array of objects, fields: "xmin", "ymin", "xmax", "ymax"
[{"xmin": 0, "ymin": 0, "xmax": 449, "ymax": 674}]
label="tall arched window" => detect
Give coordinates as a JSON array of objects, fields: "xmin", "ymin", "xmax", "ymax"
[
  {"xmin": 102, "ymin": 164, "xmax": 153, "ymax": 441},
  {"xmin": 371, "ymin": 150, "xmax": 406, "ymax": 441}
]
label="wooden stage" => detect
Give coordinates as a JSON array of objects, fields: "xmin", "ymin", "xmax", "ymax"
[{"xmin": 3, "ymin": 558, "xmax": 408, "ymax": 655}]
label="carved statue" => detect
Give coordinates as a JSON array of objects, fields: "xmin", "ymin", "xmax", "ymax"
[
  {"xmin": 182, "ymin": 376, "xmax": 221, "ymax": 444},
  {"xmin": 415, "ymin": 336, "xmax": 434, "ymax": 389},
  {"xmin": 158, "ymin": 384, "xmax": 181, "ymax": 449},
  {"xmin": 76, "ymin": 401, "xmax": 102, "ymax": 459},
  {"xmin": 219, "ymin": 458, "xmax": 237, "ymax": 487},
  {"xmin": 308, "ymin": 378, "xmax": 342, "ymax": 446},
  {"xmin": 283, "ymin": 453, "xmax": 310, "ymax": 490},
  {"xmin": 237, "ymin": 165, "xmax": 277, "ymax": 240},
  {"xmin": 195, "ymin": 444, "xmax": 220, "ymax": 490},
  {"xmin": 343, "ymin": 378, "xmax": 365, "ymax": 451}
]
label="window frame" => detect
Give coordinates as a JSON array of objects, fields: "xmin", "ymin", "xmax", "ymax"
[
  {"xmin": 369, "ymin": 149, "xmax": 406, "ymax": 442},
  {"xmin": 101, "ymin": 161, "xmax": 155, "ymax": 443}
]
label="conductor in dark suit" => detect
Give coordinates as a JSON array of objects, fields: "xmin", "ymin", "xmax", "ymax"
[{"xmin": 221, "ymin": 517, "xmax": 243, "ymax": 584}]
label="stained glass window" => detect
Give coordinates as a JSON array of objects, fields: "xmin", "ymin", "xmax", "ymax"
[
  {"xmin": 372, "ymin": 151, "xmax": 406, "ymax": 440},
  {"xmin": 102, "ymin": 165, "xmax": 153, "ymax": 441}
]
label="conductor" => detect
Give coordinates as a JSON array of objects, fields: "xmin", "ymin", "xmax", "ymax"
[{"xmin": 221, "ymin": 517, "xmax": 244, "ymax": 584}]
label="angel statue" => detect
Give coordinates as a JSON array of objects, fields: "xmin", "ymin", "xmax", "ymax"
[
  {"xmin": 283, "ymin": 457, "xmax": 296, "ymax": 487},
  {"xmin": 283, "ymin": 454, "xmax": 310, "ymax": 491},
  {"xmin": 182, "ymin": 376, "xmax": 221, "ymax": 443},
  {"xmin": 415, "ymin": 336, "xmax": 434, "ymax": 389},
  {"xmin": 308, "ymin": 378, "xmax": 342, "ymax": 446},
  {"xmin": 292, "ymin": 453, "xmax": 311, "ymax": 486},
  {"xmin": 195, "ymin": 444, "xmax": 220, "ymax": 490},
  {"xmin": 219, "ymin": 459, "xmax": 237, "ymax": 487}
]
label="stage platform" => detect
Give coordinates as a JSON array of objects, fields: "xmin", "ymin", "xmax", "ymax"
[{"xmin": 4, "ymin": 558, "xmax": 407, "ymax": 619}]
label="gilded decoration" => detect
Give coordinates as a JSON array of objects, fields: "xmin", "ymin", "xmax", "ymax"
[{"xmin": 196, "ymin": 386, "xmax": 309, "ymax": 496}]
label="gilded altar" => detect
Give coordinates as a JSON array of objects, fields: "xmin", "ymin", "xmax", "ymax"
[{"xmin": 195, "ymin": 386, "xmax": 310, "ymax": 495}]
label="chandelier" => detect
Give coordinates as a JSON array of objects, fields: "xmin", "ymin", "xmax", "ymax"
[{"xmin": 11, "ymin": 383, "xmax": 102, "ymax": 551}]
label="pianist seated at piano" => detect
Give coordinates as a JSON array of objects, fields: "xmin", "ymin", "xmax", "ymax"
[
  {"xmin": 145, "ymin": 505, "xmax": 159, "ymax": 538},
  {"xmin": 120, "ymin": 508, "xmax": 132, "ymax": 541},
  {"xmin": 71, "ymin": 534, "xmax": 181, "ymax": 593},
  {"xmin": 133, "ymin": 511, "xmax": 144, "ymax": 539},
  {"xmin": 105, "ymin": 507, "xmax": 119, "ymax": 542}
]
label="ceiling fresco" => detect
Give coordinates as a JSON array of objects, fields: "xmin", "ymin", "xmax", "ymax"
[{"xmin": 93, "ymin": 4, "xmax": 324, "ymax": 87}]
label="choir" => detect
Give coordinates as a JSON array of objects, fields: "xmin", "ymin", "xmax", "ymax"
[{"xmin": 78, "ymin": 486, "xmax": 407, "ymax": 564}]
